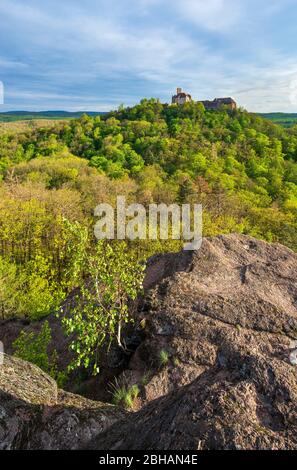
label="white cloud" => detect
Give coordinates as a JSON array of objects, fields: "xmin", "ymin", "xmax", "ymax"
[
  {"xmin": 172, "ymin": 0, "xmax": 242, "ymax": 32},
  {"xmin": 0, "ymin": 58, "xmax": 28, "ymax": 69},
  {"xmin": 0, "ymin": 1, "xmax": 47, "ymax": 24},
  {"xmin": 1, "ymin": 0, "xmax": 297, "ymax": 111}
]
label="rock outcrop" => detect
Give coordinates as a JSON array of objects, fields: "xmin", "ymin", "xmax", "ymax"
[
  {"xmin": 1, "ymin": 234, "xmax": 297, "ymax": 449},
  {"xmin": 0, "ymin": 355, "xmax": 125, "ymax": 449},
  {"xmin": 123, "ymin": 235, "xmax": 297, "ymax": 398},
  {"xmin": 91, "ymin": 234, "xmax": 297, "ymax": 449}
]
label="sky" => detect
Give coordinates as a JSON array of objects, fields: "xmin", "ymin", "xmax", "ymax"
[{"xmin": 0, "ymin": 0, "xmax": 297, "ymax": 112}]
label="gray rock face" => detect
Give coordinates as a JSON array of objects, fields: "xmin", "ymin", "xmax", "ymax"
[
  {"xmin": 1, "ymin": 234, "xmax": 297, "ymax": 450},
  {"xmin": 124, "ymin": 235, "xmax": 297, "ymax": 394},
  {"xmin": 90, "ymin": 234, "xmax": 297, "ymax": 449},
  {"xmin": 0, "ymin": 355, "xmax": 125, "ymax": 450}
]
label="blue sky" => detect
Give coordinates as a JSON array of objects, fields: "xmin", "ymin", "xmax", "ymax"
[{"xmin": 0, "ymin": 0, "xmax": 297, "ymax": 112}]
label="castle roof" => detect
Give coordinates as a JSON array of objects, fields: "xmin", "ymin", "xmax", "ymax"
[
  {"xmin": 173, "ymin": 92, "xmax": 192, "ymax": 99},
  {"xmin": 214, "ymin": 97, "xmax": 236, "ymax": 104}
]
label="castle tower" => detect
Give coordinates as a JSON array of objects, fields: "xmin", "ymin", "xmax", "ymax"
[{"xmin": 172, "ymin": 87, "xmax": 192, "ymax": 105}]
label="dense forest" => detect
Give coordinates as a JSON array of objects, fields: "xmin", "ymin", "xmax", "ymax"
[{"xmin": 1, "ymin": 98, "xmax": 297, "ymax": 377}]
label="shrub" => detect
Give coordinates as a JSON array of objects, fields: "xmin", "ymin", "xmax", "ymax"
[
  {"xmin": 13, "ymin": 321, "xmax": 52, "ymax": 371},
  {"xmin": 62, "ymin": 241, "xmax": 145, "ymax": 375}
]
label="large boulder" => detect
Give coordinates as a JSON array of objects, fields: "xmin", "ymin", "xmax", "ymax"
[
  {"xmin": 121, "ymin": 235, "xmax": 297, "ymax": 400},
  {"xmin": 92, "ymin": 234, "xmax": 297, "ymax": 449},
  {"xmin": 87, "ymin": 363, "xmax": 297, "ymax": 450},
  {"xmin": 0, "ymin": 355, "xmax": 125, "ymax": 450}
]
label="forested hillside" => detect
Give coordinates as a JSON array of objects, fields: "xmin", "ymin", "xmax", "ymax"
[
  {"xmin": 259, "ymin": 112, "xmax": 297, "ymax": 128},
  {"xmin": 1, "ymin": 98, "xmax": 297, "ymax": 325}
]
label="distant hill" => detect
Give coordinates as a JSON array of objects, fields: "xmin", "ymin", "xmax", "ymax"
[
  {"xmin": 0, "ymin": 110, "xmax": 107, "ymax": 122},
  {"xmin": 0, "ymin": 119, "xmax": 69, "ymax": 135},
  {"xmin": 2, "ymin": 110, "xmax": 297, "ymax": 127},
  {"xmin": 259, "ymin": 112, "xmax": 297, "ymax": 128}
]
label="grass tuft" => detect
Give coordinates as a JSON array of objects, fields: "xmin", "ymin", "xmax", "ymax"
[
  {"xmin": 158, "ymin": 349, "xmax": 170, "ymax": 367},
  {"xmin": 110, "ymin": 380, "xmax": 140, "ymax": 409}
]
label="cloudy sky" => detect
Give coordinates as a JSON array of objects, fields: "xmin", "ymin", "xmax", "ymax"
[{"xmin": 0, "ymin": 0, "xmax": 297, "ymax": 112}]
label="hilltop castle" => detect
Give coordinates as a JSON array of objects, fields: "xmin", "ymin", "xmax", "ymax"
[
  {"xmin": 171, "ymin": 88, "xmax": 237, "ymax": 110},
  {"xmin": 171, "ymin": 87, "xmax": 192, "ymax": 105}
]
